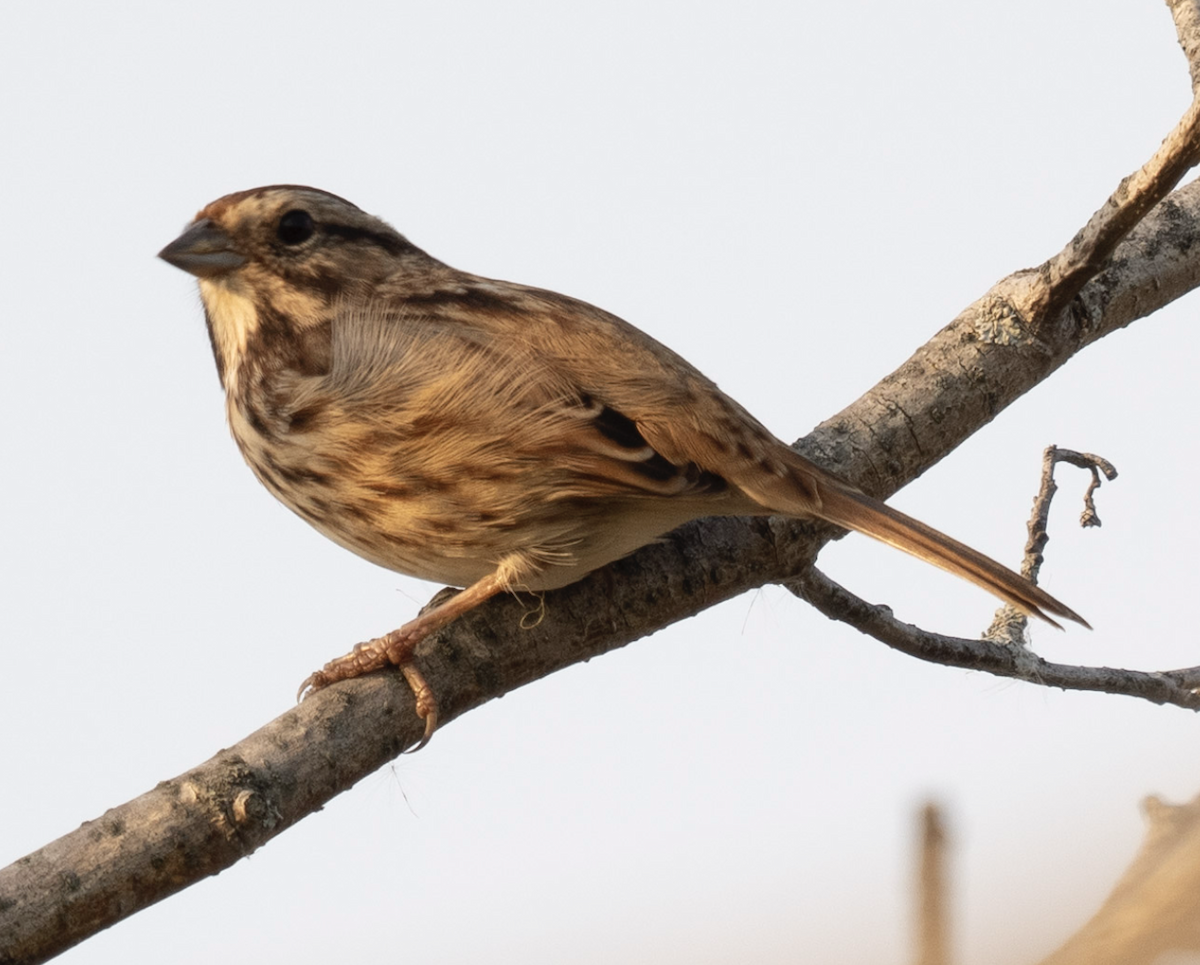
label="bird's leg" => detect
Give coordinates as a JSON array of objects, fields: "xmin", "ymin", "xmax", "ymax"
[{"xmin": 298, "ymin": 569, "xmax": 511, "ymax": 747}]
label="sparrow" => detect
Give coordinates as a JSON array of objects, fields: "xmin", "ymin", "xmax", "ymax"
[{"xmin": 159, "ymin": 185, "xmax": 1087, "ymax": 744}]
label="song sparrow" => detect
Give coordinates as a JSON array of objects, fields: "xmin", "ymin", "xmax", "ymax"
[{"xmin": 159, "ymin": 185, "xmax": 1086, "ymax": 743}]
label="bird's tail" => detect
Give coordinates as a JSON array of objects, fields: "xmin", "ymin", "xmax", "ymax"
[{"xmin": 810, "ymin": 480, "xmax": 1089, "ymax": 629}]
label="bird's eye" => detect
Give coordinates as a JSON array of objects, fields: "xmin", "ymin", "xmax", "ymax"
[{"xmin": 277, "ymin": 209, "xmax": 315, "ymax": 245}]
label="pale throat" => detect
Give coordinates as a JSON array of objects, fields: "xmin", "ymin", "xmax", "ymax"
[
  {"xmin": 199, "ymin": 278, "xmax": 259, "ymax": 393},
  {"xmin": 199, "ymin": 274, "xmax": 330, "ymax": 393}
]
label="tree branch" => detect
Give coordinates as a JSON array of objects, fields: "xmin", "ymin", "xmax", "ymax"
[
  {"xmin": 1015, "ymin": 4, "xmax": 1200, "ymax": 324},
  {"xmin": 1169, "ymin": 0, "xmax": 1200, "ymax": 94},
  {"xmin": 788, "ymin": 567, "xmax": 1200, "ymax": 710},
  {"xmin": 796, "ymin": 175, "xmax": 1200, "ymax": 503}
]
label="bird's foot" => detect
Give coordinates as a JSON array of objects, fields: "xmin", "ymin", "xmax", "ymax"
[{"xmin": 298, "ymin": 621, "xmax": 438, "ymax": 749}]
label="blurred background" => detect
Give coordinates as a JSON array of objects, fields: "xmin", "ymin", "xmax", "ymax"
[{"xmin": 2, "ymin": 2, "xmax": 1197, "ymax": 962}]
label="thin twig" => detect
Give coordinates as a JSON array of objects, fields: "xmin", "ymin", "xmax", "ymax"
[
  {"xmin": 789, "ymin": 568, "xmax": 1200, "ymax": 711},
  {"xmin": 1052, "ymin": 448, "xmax": 1118, "ymax": 527},
  {"xmin": 1025, "ymin": 447, "xmax": 1116, "ymax": 568},
  {"xmin": 1015, "ymin": 91, "xmax": 1200, "ymax": 325},
  {"xmin": 985, "ymin": 446, "xmax": 1117, "ymax": 642},
  {"xmin": 1168, "ymin": 0, "xmax": 1200, "ymax": 94}
]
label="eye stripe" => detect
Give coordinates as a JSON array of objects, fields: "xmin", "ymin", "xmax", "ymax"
[{"xmin": 322, "ymin": 223, "xmax": 413, "ymax": 256}]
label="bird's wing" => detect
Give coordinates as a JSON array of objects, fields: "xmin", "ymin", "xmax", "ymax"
[
  {"xmin": 324, "ymin": 294, "xmax": 745, "ymax": 506},
  {"xmin": 415, "ymin": 278, "xmax": 1089, "ymax": 628}
]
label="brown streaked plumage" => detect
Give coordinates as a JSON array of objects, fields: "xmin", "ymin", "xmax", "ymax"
[{"xmin": 159, "ymin": 185, "xmax": 1088, "ymax": 745}]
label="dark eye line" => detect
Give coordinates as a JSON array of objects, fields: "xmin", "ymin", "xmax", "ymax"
[{"xmin": 322, "ymin": 223, "xmax": 414, "ymax": 257}]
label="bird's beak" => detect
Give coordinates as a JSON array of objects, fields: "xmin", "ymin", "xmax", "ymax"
[{"xmin": 158, "ymin": 219, "xmax": 247, "ymax": 277}]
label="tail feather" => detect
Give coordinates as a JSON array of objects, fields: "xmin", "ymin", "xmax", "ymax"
[{"xmin": 812, "ymin": 482, "xmax": 1089, "ymax": 630}]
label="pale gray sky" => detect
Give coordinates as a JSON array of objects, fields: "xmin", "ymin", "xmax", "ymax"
[{"xmin": 3, "ymin": 3, "xmax": 1198, "ymax": 963}]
